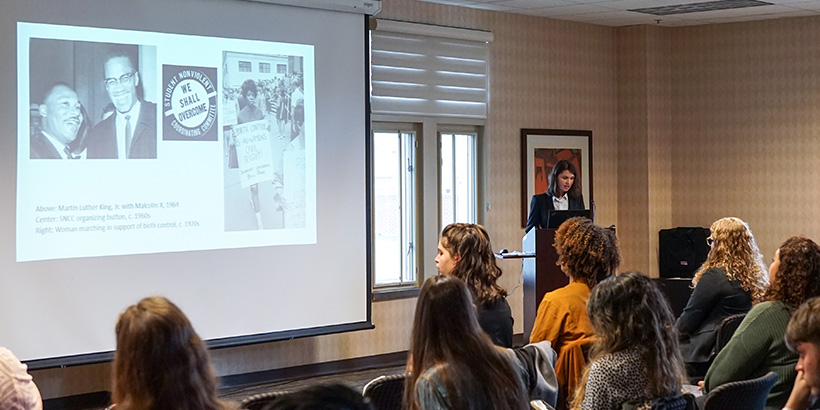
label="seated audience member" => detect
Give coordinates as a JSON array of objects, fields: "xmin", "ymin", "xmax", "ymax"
[
  {"xmin": 703, "ymin": 237, "xmax": 820, "ymax": 410},
  {"xmin": 0, "ymin": 346, "xmax": 42, "ymax": 410},
  {"xmin": 405, "ymin": 275, "xmax": 547, "ymax": 410},
  {"xmin": 108, "ymin": 296, "xmax": 234, "ymax": 410},
  {"xmin": 529, "ymin": 218, "xmax": 620, "ymax": 409},
  {"xmin": 676, "ymin": 217, "xmax": 768, "ymax": 377},
  {"xmin": 261, "ymin": 383, "xmax": 370, "ymax": 410},
  {"xmin": 784, "ymin": 297, "xmax": 820, "ymax": 410},
  {"xmin": 574, "ymin": 272, "xmax": 688, "ymax": 410},
  {"xmin": 436, "ymin": 223, "xmax": 513, "ymax": 347}
]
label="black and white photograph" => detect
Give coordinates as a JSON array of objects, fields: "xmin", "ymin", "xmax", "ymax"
[
  {"xmin": 222, "ymin": 51, "xmax": 306, "ymax": 231},
  {"xmin": 29, "ymin": 39, "xmax": 158, "ymax": 160}
]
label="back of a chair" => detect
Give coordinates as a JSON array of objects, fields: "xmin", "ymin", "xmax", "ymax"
[
  {"xmin": 702, "ymin": 372, "xmax": 778, "ymax": 410},
  {"xmin": 240, "ymin": 390, "xmax": 292, "ymax": 410},
  {"xmin": 622, "ymin": 394, "xmax": 697, "ymax": 410},
  {"xmin": 715, "ymin": 313, "xmax": 746, "ymax": 353},
  {"xmin": 362, "ymin": 373, "xmax": 406, "ymax": 410}
]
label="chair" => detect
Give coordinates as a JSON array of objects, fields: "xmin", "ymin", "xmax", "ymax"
[
  {"xmin": 622, "ymin": 394, "xmax": 697, "ymax": 410},
  {"xmin": 715, "ymin": 313, "xmax": 747, "ymax": 353},
  {"xmin": 702, "ymin": 372, "xmax": 778, "ymax": 410},
  {"xmin": 240, "ymin": 390, "xmax": 293, "ymax": 410},
  {"xmin": 362, "ymin": 373, "xmax": 406, "ymax": 410}
]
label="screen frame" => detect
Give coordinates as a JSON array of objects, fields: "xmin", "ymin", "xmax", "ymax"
[{"xmin": 6, "ymin": 8, "xmax": 374, "ymax": 370}]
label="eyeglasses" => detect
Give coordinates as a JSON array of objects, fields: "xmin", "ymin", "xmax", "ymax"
[
  {"xmin": 706, "ymin": 237, "xmax": 714, "ymax": 247},
  {"xmin": 104, "ymin": 72, "xmax": 136, "ymax": 89}
]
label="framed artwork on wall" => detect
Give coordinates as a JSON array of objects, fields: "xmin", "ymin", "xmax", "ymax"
[{"xmin": 520, "ymin": 129, "xmax": 593, "ymax": 227}]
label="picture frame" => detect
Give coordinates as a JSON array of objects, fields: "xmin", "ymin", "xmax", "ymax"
[{"xmin": 520, "ymin": 129, "xmax": 593, "ymax": 227}]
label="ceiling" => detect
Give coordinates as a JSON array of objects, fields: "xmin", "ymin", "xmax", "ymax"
[{"xmin": 415, "ymin": 0, "xmax": 820, "ymax": 26}]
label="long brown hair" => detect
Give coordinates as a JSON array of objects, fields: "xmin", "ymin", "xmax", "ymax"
[
  {"xmin": 693, "ymin": 217, "xmax": 768, "ymax": 301},
  {"xmin": 112, "ymin": 296, "xmax": 229, "ymax": 410},
  {"xmin": 440, "ymin": 223, "xmax": 506, "ymax": 304},
  {"xmin": 404, "ymin": 275, "xmax": 527, "ymax": 410},
  {"xmin": 764, "ymin": 236, "xmax": 820, "ymax": 312},
  {"xmin": 572, "ymin": 272, "xmax": 686, "ymax": 407}
]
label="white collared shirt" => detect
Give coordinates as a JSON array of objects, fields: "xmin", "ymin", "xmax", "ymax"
[
  {"xmin": 552, "ymin": 194, "xmax": 569, "ymax": 211},
  {"xmin": 115, "ymin": 100, "xmax": 141, "ymax": 159}
]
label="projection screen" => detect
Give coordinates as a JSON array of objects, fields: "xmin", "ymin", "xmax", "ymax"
[{"xmin": 0, "ymin": 0, "xmax": 372, "ymax": 368}]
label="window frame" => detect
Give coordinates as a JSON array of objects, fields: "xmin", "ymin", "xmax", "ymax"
[
  {"xmin": 438, "ymin": 126, "xmax": 481, "ymax": 232},
  {"xmin": 370, "ymin": 122, "xmax": 422, "ymax": 295}
]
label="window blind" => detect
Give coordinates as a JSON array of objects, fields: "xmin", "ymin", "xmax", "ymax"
[{"xmin": 370, "ymin": 20, "xmax": 492, "ymax": 119}]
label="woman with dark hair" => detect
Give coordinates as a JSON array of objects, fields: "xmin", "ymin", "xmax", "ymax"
[
  {"xmin": 404, "ymin": 275, "xmax": 530, "ymax": 410},
  {"xmin": 703, "ymin": 236, "xmax": 820, "ymax": 410},
  {"xmin": 237, "ymin": 79, "xmax": 264, "ymax": 124},
  {"xmin": 525, "ymin": 159, "xmax": 585, "ymax": 233},
  {"xmin": 109, "ymin": 296, "xmax": 233, "ymax": 410},
  {"xmin": 529, "ymin": 218, "xmax": 620, "ymax": 409},
  {"xmin": 573, "ymin": 272, "xmax": 688, "ymax": 410},
  {"xmin": 676, "ymin": 217, "xmax": 768, "ymax": 377},
  {"xmin": 436, "ymin": 223, "xmax": 512, "ymax": 347},
  {"xmin": 233, "ymin": 79, "xmax": 267, "ymax": 229}
]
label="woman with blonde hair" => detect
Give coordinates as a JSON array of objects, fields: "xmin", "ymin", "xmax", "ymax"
[
  {"xmin": 703, "ymin": 236, "xmax": 820, "ymax": 410},
  {"xmin": 675, "ymin": 217, "xmax": 768, "ymax": 377},
  {"xmin": 436, "ymin": 223, "xmax": 513, "ymax": 347},
  {"xmin": 109, "ymin": 296, "xmax": 232, "ymax": 410},
  {"xmin": 574, "ymin": 272, "xmax": 688, "ymax": 410}
]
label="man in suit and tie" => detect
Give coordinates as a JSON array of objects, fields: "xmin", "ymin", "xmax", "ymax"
[
  {"xmin": 30, "ymin": 83, "xmax": 84, "ymax": 159},
  {"xmin": 87, "ymin": 52, "xmax": 157, "ymax": 159}
]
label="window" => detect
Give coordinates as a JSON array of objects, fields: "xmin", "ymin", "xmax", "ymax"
[
  {"xmin": 238, "ymin": 61, "xmax": 252, "ymax": 72},
  {"xmin": 440, "ymin": 131, "xmax": 478, "ymax": 230},
  {"xmin": 259, "ymin": 62, "xmax": 271, "ymax": 73},
  {"xmin": 277, "ymin": 64, "xmax": 287, "ymax": 74},
  {"xmin": 369, "ymin": 21, "xmax": 492, "ymax": 295},
  {"xmin": 372, "ymin": 127, "xmax": 417, "ymax": 287}
]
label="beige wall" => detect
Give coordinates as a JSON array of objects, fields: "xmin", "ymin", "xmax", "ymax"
[
  {"xmin": 30, "ymin": 0, "xmax": 820, "ymax": 400},
  {"xmin": 670, "ymin": 17, "xmax": 820, "ymax": 261}
]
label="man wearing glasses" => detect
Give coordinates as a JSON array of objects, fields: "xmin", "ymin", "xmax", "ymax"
[{"xmin": 87, "ymin": 52, "xmax": 157, "ymax": 159}]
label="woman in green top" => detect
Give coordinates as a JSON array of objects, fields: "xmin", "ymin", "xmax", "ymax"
[{"xmin": 703, "ymin": 236, "xmax": 820, "ymax": 410}]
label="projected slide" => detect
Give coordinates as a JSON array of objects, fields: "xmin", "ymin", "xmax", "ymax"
[{"xmin": 16, "ymin": 23, "xmax": 317, "ymax": 262}]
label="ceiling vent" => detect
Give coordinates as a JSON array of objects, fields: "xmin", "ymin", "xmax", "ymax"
[{"xmin": 629, "ymin": 0, "xmax": 772, "ymax": 15}]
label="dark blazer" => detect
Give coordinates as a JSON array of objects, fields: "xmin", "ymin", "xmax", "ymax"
[
  {"xmin": 30, "ymin": 131, "xmax": 63, "ymax": 159},
  {"xmin": 525, "ymin": 192, "xmax": 585, "ymax": 232},
  {"xmin": 675, "ymin": 267, "xmax": 752, "ymax": 365},
  {"xmin": 87, "ymin": 101, "xmax": 157, "ymax": 159}
]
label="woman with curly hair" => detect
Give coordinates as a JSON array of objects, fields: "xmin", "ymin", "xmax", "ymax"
[
  {"xmin": 529, "ymin": 217, "xmax": 621, "ymax": 348},
  {"xmin": 404, "ymin": 275, "xmax": 530, "ymax": 410},
  {"xmin": 529, "ymin": 218, "xmax": 621, "ymax": 410},
  {"xmin": 573, "ymin": 272, "xmax": 688, "ymax": 410},
  {"xmin": 703, "ymin": 236, "xmax": 820, "ymax": 410},
  {"xmin": 675, "ymin": 217, "xmax": 768, "ymax": 377},
  {"xmin": 109, "ymin": 296, "xmax": 233, "ymax": 410},
  {"xmin": 436, "ymin": 223, "xmax": 513, "ymax": 347}
]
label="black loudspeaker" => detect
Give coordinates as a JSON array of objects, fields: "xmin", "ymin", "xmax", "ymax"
[{"xmin": 659, "ymin": 227, "xmax": 710, "ymax": 278}]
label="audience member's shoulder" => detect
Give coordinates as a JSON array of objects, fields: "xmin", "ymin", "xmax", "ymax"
[{"xmin": 0, "ymin": 347, "xmax": 42, "ymax": 410}]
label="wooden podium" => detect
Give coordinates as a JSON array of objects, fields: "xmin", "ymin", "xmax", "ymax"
[{"xmin": 522, "ymin": 228, "xmax": 568, "ymax": 342}]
